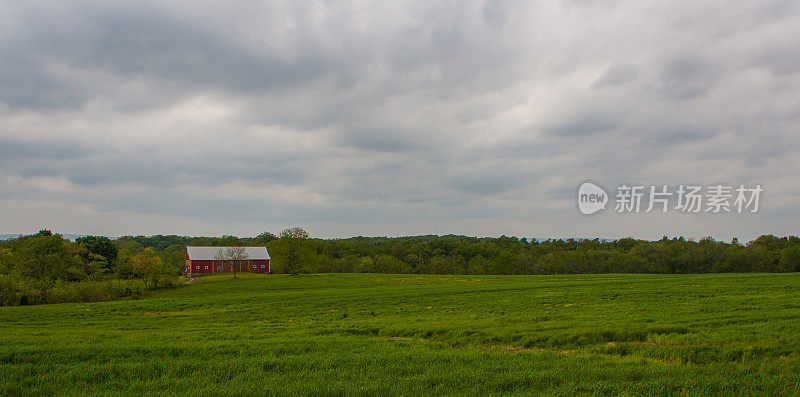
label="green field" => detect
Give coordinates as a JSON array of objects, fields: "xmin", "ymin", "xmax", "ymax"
[{"xmin": 2, "ymin": 273, "xmax": 800, "ymax": 395}]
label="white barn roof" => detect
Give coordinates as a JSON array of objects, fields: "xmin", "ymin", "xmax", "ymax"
[{"xmin": 186, "ymin": 246, "xmax": 270, "ymax": 261}]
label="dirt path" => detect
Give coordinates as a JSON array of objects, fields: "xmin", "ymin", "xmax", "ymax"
[{"xmin": 181, "ymin": 277, "xmax": 197, "ymax": 285}]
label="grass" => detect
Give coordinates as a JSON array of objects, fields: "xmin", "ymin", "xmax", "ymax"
[{"xmin": 1, "ymin": 272, "xmax": 800, "ymax": 395}]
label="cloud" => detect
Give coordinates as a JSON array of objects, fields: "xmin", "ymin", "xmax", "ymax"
[
  {"xmin": 0, "ymin": 138, "xmax": 97, "ymax": 160},
  {"xmin": 546, "ymin": 114, "xmax": 623, "ymax": 137},
  {"xmin": 0, "ymin": 0, "xmax": 799, "ymax": 241},
  {"xmin": 591, "ymin": 63, "xmax": 641, "ymax": 88},
  {"xmin": 337, "ymin": 128, "xmax": 424, "ymax": 153}
]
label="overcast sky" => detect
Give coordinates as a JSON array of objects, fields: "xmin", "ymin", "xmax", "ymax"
[{"xmin": 1, "ymin": 1, "xmax": 799, "ymax": 241}]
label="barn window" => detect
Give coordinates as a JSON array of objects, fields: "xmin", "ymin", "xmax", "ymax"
[
  {"xmin": 195, "ymin": 266, "xmax": 200, "ymax": 270},
  {"xmin": 262, "ymin": 265, "xmax": 265, "ymax": 268},
  {"xmin": 205, "ymin": 266, "xmax": 209, "ymax": 269}
]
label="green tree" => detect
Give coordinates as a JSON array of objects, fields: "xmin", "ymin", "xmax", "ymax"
[
  {"xmin": 76, "ymin": 236, "xmax": 118, "ymax": 264},
  {"xmin": 375, "ymin": 254, "xmax": 410, "ymax": 274},
  {"xmin": 256, "ymin": 231, "xmax": 277, "ymax": 244},
  {"xmin": 82, "ymin": 253, "xmax": 111, "ymax": 279},
  {"xmin": 779, "ymin": 246, "xmax": 800, "ymax": 272},
  {"xmin": 14, "ymin": 234, "xmax": 84, "ymax": 281},
  {"xmin": 273, "ymin": 227, "xmax": 313, "ymax": 275},
  {"xmin": 130, "ymin": 248, "xmax": 164, "ymax": 288},
  {"xmin": 0, "ymin": 248, "xmax": 13, "ymax": 274},
  {"xmin": 466, "ymin": 255, "xmax": 489, "ymax": 275},
  {"xmin": 354, "ymin": 257, "xmax": 375, "ymax": 273},
  {"xmin": 219, "ymin": 235, "xmax": 240, "ymax": 246}
]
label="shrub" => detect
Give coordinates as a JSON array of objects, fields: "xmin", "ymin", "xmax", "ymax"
[
  {"xmin": 0, "ymin": 274, "xmax": 43, "ymax": 306},
  {"xmin": 1, "ymin": 276, "xmax": 147, "ymax": 306}
]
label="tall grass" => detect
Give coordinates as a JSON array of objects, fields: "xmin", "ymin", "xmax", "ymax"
[{"xmin": 1, "ymin": 273, "xmax": 799, "ymax": 395}]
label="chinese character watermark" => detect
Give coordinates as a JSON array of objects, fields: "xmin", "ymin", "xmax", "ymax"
[{"xmin": 577, "ymin": 183, "xmax": 762, "ymax": 215}]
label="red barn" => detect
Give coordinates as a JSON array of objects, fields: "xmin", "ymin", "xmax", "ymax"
[{"xmin": 185, "ymin": 246, "xmax": 270, "ymax": 277}]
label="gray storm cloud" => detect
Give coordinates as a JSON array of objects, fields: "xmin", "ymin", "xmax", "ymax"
[{"xmin": 0, "ymin": 0, "xmax": 799, "ymax": 240}]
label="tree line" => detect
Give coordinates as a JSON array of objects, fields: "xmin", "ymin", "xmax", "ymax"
[
  {"xmin": 3, "ymin": 228, "xmax": 799, "ymax": 306},
  {"xmin": 119, "ymin": 229, "xmax": 800, "ymax": 276},
  {"xmin": 0, "ymin": 230, "xmax": 176, "ymax": 306}
]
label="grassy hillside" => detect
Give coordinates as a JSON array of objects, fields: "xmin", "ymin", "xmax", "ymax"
[{"xmin": 2, "ymin": 273, "xmax": 800, "ymax": 395}]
